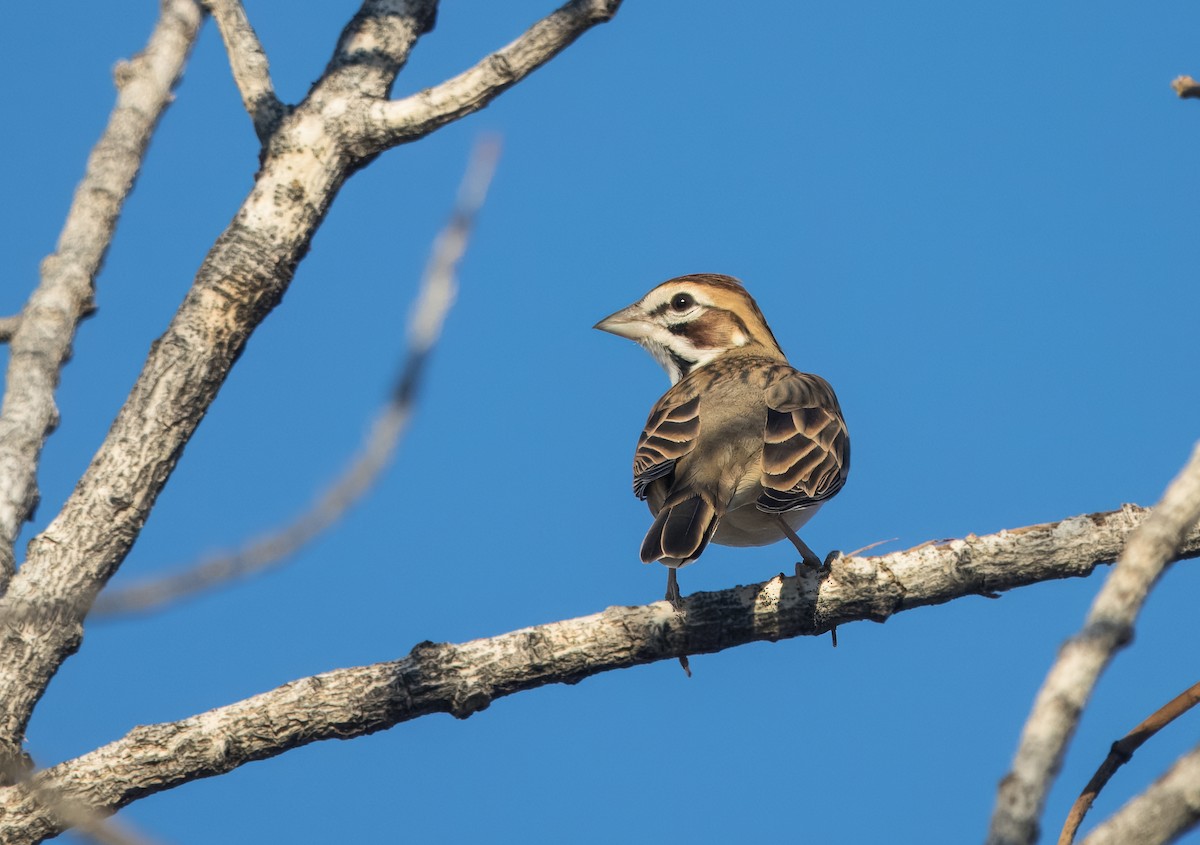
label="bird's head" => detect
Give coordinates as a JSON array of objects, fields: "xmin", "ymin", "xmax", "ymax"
[{"xmin": 594, "ymin": 274, "xmax": 785, "ymax": 384}]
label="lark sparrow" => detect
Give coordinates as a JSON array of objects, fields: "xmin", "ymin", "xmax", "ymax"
[{"xmin": 595, "ymin": 274, "xmax": 850, "ymax": 605}]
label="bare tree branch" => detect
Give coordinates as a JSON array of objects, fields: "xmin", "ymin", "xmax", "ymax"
[
  {"xmin": 0, "ymin": 316, "xmax": 20, "ymax": 344},
  {"xmin": 0, "ymin": 0, "xmax": 437, "ymax": 777},
  {"xmin": 0, "ymin": 0, "xmax": 203, "ymax": 595},
  {"xmin": 1081, "ymin": 741, "xmax": 1200, "ymax": 845},
  {"xmin": 987, "ymin": 443, "xmax": 1200, "ymax": 845},
  {"xmin": 0, "ymin": 505, "xmax": 1196, "ymax": 844},
  {"xmin": 203, "ymin": 0, "xmax": 286, "ymax": 140},
  {"xmin": 1060, "ymin": 679, "xmax": 1200, "ymax": 844},
  {"xmin": 0, "ymin": 0, "xmax": 620, "ymax": 784},
  {"xmin": 360, "ymin": 0, "xmax": 622, "ymax": 156},
  {"xmin": 92, "ymin": 137, "xmax": 501, "ymax": 618}
]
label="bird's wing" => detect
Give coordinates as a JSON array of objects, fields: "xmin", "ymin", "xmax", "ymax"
[
  {"xmin": 757, "ymin": 370, "xmax": 850, "ymax": 512},
  {"xmin": 632, "ymin": 390, "xmax": 701, "ymax": 500}
]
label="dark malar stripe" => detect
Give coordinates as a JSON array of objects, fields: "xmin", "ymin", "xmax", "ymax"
[{"xmin": 668, "ymin": 348, "xmax": 695, "ymax": 378}]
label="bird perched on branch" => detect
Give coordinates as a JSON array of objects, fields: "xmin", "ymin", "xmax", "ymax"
[{"xmin": 595, "ymin": 274, "xmax": 850, "ymax": 606}]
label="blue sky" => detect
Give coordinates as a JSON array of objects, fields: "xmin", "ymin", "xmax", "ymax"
[{"xmin": 3, "ymin": 2, "xmax": 1200, "ymax": 843}]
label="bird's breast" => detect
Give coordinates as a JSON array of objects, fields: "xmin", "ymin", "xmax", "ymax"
[{"xmin": 713, "ymin": 502, "xmax": 823, "ymax": 548}]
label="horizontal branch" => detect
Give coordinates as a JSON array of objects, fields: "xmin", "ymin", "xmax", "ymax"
[
  {"xmin": 360, "ymin": 0, "xmax": 622, "ymax": 156},
  {"xmin": 2, "ymin": 505, "xmax": 1197, "ymax": 843}
]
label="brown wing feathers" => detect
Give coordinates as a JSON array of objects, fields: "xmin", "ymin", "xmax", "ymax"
[
  {"xmin": 758, "ymin": 373, "xmax": 850, "ymax": 513},
  {"xmin": 632, "ymin": 393, "xmax": 700, "ymax": 499}
]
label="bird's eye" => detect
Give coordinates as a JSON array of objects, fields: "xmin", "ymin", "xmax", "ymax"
[{"xmin": 670, "ymin": 293, "xmax": 695, "ymax": 311}]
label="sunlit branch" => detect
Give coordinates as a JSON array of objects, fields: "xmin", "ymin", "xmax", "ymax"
[{"xmin": 362, "ymin": 0, "xmax": 622, "ymax": 156}]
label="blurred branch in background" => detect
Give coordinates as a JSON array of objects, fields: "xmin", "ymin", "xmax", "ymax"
[
  {"xmin": 987, "ymin": 442, "xmax": 1200, "ymax": 845},
  {"xmin": 93, "ymin": 138, "xmax": 501, "ymax": 619}
]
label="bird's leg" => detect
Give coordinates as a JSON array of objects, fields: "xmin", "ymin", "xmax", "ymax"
[
  {"xmin": 665, "ymin": 567, "xmax": 683, "ymax": 610},
  {"xmin": 777, "ymin": 517, "xmax": 839, "ymax": 648},
  {"xmin": 776, "ymin": 515, "xmax": 822, "ymax": 569},
  {"xmin": 663, "ymin": 568, "xmax": 692, "ymax": 675}
]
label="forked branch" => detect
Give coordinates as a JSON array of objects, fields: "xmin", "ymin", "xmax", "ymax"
[
  {"xmin": 360, "ymin": 0, "xmax": 623, "ymax": 156},
  {"xmin": 0, "ymin": 0, "xmax": 619, "ymax": 792}
]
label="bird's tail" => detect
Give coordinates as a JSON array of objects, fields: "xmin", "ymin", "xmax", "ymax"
[{"xmin": 640, "ymin": 494, "xmax": 719, "ymax": 566}]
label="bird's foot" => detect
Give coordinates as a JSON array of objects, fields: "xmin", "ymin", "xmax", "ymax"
[{"xmin": 794, "ymin": 549, "xmax": 830, "ymax": 577}]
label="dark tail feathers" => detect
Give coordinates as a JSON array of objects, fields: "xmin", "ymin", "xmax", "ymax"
[{"xmin": 640, "ymin": 495, "xmax": 719, "ymax": 564}]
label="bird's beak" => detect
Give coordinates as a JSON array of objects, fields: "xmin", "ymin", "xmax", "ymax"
[{"xmin": 593, "ymin": 304, "xmax": 651, "ymax": 340}]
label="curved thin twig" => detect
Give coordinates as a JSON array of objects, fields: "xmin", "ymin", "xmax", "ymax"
[
  {"xmin": 987, "ymin": 442, "xmax": 1200, "ymax": 845},
  {"xmin": 93, "ymin": 138, "xmax": 501, "ymax": 618},
  {"xmin": 1060, "ymin": 680, "xmax": 1200, "ymax": 844},
  {"xmin": 1080, "ymin": 740, "xmax": 1200, "ymax": 845}
]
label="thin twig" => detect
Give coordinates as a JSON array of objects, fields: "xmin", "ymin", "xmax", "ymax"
[
  {"xmin": 1079, "ymin": 741, "xmax": 1200, "ymax": 845},
  {"xmin": 203, "ymin": 0, "xmax": 286, "ymax": 139},
  {"xmin": 1059, "ymin": 679, "xmax": 1200, "ymax": 845},
  {"xmin": 92, "ymin": 138, "xmax": 501, "ymax": 618},
  {"xmin": 0, "ymin": 0, "xmax": 203, "ymax": 593},
  {"xmin": 986, "ymin": 442, "xmax": 1200, "ymax": 845}
]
